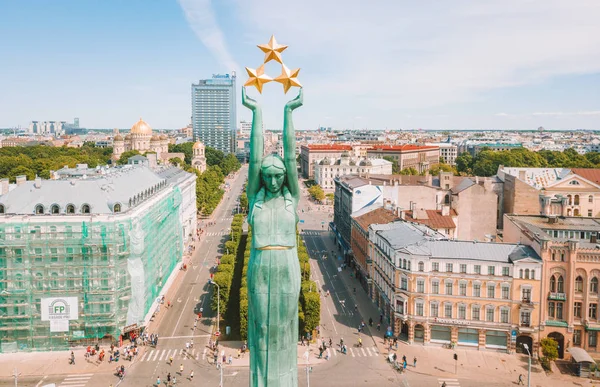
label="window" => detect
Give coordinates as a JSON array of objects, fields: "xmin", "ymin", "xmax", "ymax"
[
  {"xmin": 114, "ymin": 203, "xmax": 121, "ymax": 213},
  {"xmin": 81, "ymin": 204, "xmax": 90, "ymax": 214},
  {"xmin": 590, "ymin": 331, "xmax": 598, "ymax": 347},
  {"xmin": 557, "ymin": 275, "xmax": 564, "ymax": 292},
  {"xmin": 473, "ymin": 284, "xmax": 481, "ymax": 297},
  {"xmin": 486, "ymin": 308, "xmax": 494, "ymax": 322},
  {"xmin": 474, "ymin": 265, "xmax": 481, "ymax": 275},
  {"xmin": 575, "ymin": 276, "xmax": 583, "ymax": 292},
  {"xmin": 432, "ymin": 262, "xmax": 439, "ymax": 272},
  {"xmin": 66, "ymin": 247, "xmax": 74, "ymax": 262},
  {"xmin": 574, "ymin": 330, "xmax": 582, "ymax": 346},
  {"xmin": 488, "ymin": 266, "xmax": 495, "ymax": 275},
  {"xmin": 590, "ymin": 210, "xmax": 594, "ymax": 217},
  {"xmin": 416, "ymin": 303, "xmax": 424, "ymax": 316},
  {"xmin": 66, "ymin": 204, "xmax": 75, "ymax": 214},
  {"xmin": 431, "ymin": 303, "xmax": 439, "ymax": 317},
  {"xmin": 472, "ymin": 305, "xmax": 480, "ymax": 320},
  {"xmin": 531, "ymin": 270, "xmax": 535, "ymax": 279},
  {"xmin": 401, "ymin": 277, "xmax": 407, "ymax": 291},
  {"xmin": 446, "ymin": 263, "xmax": 453, "ymax": 273},
  {"xmin": 460, "ymin": 282, "xmax": 467, "ymax": 296},
  {"xmin": 502, "ymin": 286, "xmax": 510, "ymax": 299},
  {"xmin": 524, "ymin": 269, "xmax": 530, "ymax": 279},
  {"xmin": 446, "ymin": 282, "xmax": 453, "ymax": 295},
  {"xmin": 458, "ymin": 305, "xmax": 466, "ymax": 319},
  {"xmin": 575, "ymin": 195, "xmax": 580, "ymax": 205},
  {"xmin": 590, "ymin": 303, "xmax": 598, "ymax": 319},
  {"xmin": 519, "ymin": 269, "xmax": 524, "ymax": 278},
  {"xmin": 561, "ymin": 252, "xmax": 565, "ymax": 262},
  {"xmin": 487, "ymin": 284, "xmax": 495, "ymax": 298},
  {"xmin": 418, "ymin": 261, "xmax": 424, "ymax": 272},
  {"xmin": 569, "ymin": 181, "xmax": 580, "ymax": 186},
  {"xmin": 590, "ymin": 195, "xmax": 594, "ymax": 203},
  {"xmin": 574, "ymin": 302, "xmax": 582, "ymax": 318},
  {"xmin": 521, "ymin": 311, "xmax": 531, "ymax": 327},
  {"xmin": 502, "ymin": 267, "xmax": 509, "ymax": 276},
  {"xmin": 445, "ymin": 304, "xmax": 452, "ymax": 318},
  {"xmin": 501, "ymin": 309, "xmax": 509, "ymax": 323},
  {"xmin": 417, "ymin": 279, "xmax": 424, "ymax": 293},
  {"xmin": 592, "ymin": 278, "xmax": 599, "ymax": 293},
  {"xmin": 0, "ymin": 204, "xmax": 4, "ymax": 214},
  {"xmin": 35, "ymin": 204, "xmax": 44, "ymax": 214},
  {"xmin": 432, "ymin": 281, "xmax": 439, "ymax": 294},
  {"xmin": 557, "ymin": 302, "xmax": 563, "ymax": 319},
  {"xmin": 522, "ymin": 288, "xmax": 531, "ymax": 302},
  {"xmin": 552, "ymin": 252, "xmax": 556, "ymax": 261},
  {"xmin": 50, "ymin": 204, "xmax": 60, "ymax": 214},
  {"xmin": 460, "ymin": 264, "xmax": 467, "ymax": 273}
]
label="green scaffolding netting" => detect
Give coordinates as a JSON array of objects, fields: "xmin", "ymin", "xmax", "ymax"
[{"xmin": 0, "ymin": 187, "xmax": 183, "ymax": 352}]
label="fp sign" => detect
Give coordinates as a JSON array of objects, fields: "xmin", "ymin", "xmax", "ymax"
[{"xmin": 41, "ymin": 297, "xmax": 79, "ymax": 321}]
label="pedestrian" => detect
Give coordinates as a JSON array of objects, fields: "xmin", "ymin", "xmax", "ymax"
[
  {"xmin": 167, "ymin": 373, "xmax": 171, "ymax": 382},
  {"xmin": 228, "ymin": 355, "xmax": 233, "ymax": 365},
  {"xmin": 413, "ymin": 357, "xmax": 417, "ymax": 367},
  {"xmin": 179, "ymin": 363, "xmax": 184, "ymax": 375},
  {"xmin": 190, "ymin": 338, "xmax": 194, "ymax": 348},
  {"xmin": 369, "ymin": 317, "xmax": 373, "ymax": 326},
  {"xmin": 377, "ymin": 323, "xmax": 381, "ymax": 331},
  {"xmin": 301, "ymin": 336, "xmax": 305, "ymax": 346},
  {"xmin": 190, "ymin": 371, "xmax": 194, "ymax": 380},
  {"xmin": 518, "ymin": 374, "xmax": 524, "ymax": 385},
  {"xmin": 70, "ymin": 351, "xmax": 75, "ymax": 365},
  {"xmin": 329, "ymin": 338, "xmax": 333, "ymax": 348},
  {"xmin": 380, "ymin": 314, "xmax": 383, "ymax": 323},
  {"xmin": 156, "ymin": 376, "xmax": 161, "ymax": 386}
]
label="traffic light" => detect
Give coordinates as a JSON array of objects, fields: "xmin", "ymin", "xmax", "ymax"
[{"xmin": 453, "ymin": 353, "xmax": 458, "ymax": 361}]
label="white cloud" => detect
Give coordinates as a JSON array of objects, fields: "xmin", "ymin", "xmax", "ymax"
[
  {"xmin": 231, "ymin": 0, "xmax": 600, "ymax": 128},
  {"xmin": 177, "ymin": 0, "xmax": 240, "ymax": 74},
  {"xmin": 532, "ymin": 111, "xmax": 600, "ymax": 116}
]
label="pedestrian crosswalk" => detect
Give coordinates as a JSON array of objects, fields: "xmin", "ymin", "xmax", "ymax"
[
  {"xmin": 438, "ymin": 378, "xmax": 460, "ymax": 386},
  {"xmin": 301, "ymin": 231, "xmax": 322, "ymax": 236},
  {"xmin": 139, "ymin": 348, "xmax": 202, "ymax": 362},
  {"xmin": 205, "ymin": 231, "xmax": 229, "ymax": 237},
  {"xmin": 316, "ymin": 340, "xmax": 379, "ymax": 359},
  {"xmin": 58, "ymin": 374, "xmax": 93, "ymax": 387}
]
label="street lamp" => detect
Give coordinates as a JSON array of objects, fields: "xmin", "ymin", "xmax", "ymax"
[
  {"xmin": 523, "ymin": 343, "xmax": 531, "ymax": 387},
  {"xmin": 210, "ymin": 280, "xmax": 220, "ymax": 335}
]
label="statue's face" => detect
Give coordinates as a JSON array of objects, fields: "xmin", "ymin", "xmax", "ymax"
[{"xmin": 262, "ymin": 165, "xmax": 285, "ymax": 194}]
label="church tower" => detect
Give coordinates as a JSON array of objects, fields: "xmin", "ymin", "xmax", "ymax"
[{"xmin": 192, "ymin": 141, "xmax": 207, "ymax": 173}]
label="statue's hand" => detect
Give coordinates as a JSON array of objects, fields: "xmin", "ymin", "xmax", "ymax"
[
  {"xmin": 242, "ymin": 87, "xmax": 258, "ymax": 111},
  {"xmin": 285, "ymin": 88, "xmax": 303, "ymax": 111}
]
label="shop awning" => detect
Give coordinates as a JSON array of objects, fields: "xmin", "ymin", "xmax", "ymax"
[{"xmin": 567, "ymin": 347, "xmax": 595, "ymax": 364}]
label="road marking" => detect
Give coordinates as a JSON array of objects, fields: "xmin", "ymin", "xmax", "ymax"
[
  {"xmin": 159, "ymin": 349, "xmax": 166, "ymax": 361},
  {"xmin": 366, "ymin": 347, "xmax": 372, "ymax": 356},
  {"xmin": 361, "ymin": 347, "xmax": 367, "ymax": 356},
  {"xmin": 203, "ymin": 348, "xmax": 207, "ymax": 359},
  {"xmin": 157, "ymin": 334, "xmax": 211, "ymax": 339},
  {"xmin": 350, "ymin": 347, "xmax": 355, "ymax": 357},
  {"xmin": 139, "ymin": 352, "xmax": 147, "ymax": 361},
  {"xmin": 145, "ymin": 350, "xmax": 154, "ymax": 361},
  {"xmin": 152, "ymin": 349, "xmax": 160, "ymax": 361},
  {"xmin": 59, "ymin": 384, "xmax": 86, "ymax": 387},
  {"xmin": 438, "ymin": 379, "xmax": 460, "ymax": 386},
  {"xmin": 35, "ymin": 376, "xmax": 48, "ymax": 387},
  {"xmin": 179, "ymin": 349, "xmax": 184, "ymax": 356},
  {"xmin": 66, "ymin": 375, "xmax": 93, "ymax": 377},
  {"xmin": 63, "ymin": 377, "xmax": 92, "ymax": 381}
]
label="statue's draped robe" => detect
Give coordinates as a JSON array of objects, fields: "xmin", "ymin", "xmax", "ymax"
[{"xmin": 247, "ymin": 186, "xmax": 301, "ymax": 387}]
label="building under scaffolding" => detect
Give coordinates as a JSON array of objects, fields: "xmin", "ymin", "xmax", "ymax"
[{"xmin": 0, "ymin": 164, "xmax": 196, "ymax": 352}]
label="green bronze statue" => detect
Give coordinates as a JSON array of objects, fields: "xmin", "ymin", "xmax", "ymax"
[{"xmin": 243, "ymin": 86, "xmax": 303, "ymax": 387}]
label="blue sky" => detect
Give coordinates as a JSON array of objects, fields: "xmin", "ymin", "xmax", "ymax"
[{"xmin": 0, "ymin": 0, "xmax": 599, "ymax": 130}]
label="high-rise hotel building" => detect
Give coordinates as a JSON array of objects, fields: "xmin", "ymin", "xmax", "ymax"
[{"xmin": 191, "ymin": 73, "xmax": 237, "ymax": 154}]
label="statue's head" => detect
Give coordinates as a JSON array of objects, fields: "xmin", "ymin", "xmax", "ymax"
[{"xmin": 261, "ymin": 154, "xmax": 286, "ymax": 194}]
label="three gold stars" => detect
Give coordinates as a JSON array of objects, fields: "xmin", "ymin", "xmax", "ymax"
[{"xmin": 244, "ymin": 35, "xmax": 302, "ymax": 94}]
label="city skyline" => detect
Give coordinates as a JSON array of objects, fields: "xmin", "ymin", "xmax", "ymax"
[{"xmin": 0, "ymin": 1, "xmax": 599, "ymax": 130}]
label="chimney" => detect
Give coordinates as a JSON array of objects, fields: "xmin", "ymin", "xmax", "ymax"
[
  {"xmin": 518, "ymin": 170, "xmax": 526, "ymax": 180},
  {"xmin": 34, "ymin": 177, "xmax": 42, "ymax": 189},
  {"xmin": 427, "ymin": 174, "xmax": 432, "ymax": 186},
  {"xmin": 441, "ymin": 205, "xmax": 450, "ymax": 216},
  {"xmin": 548, "ymin": 215, "xmax": 557, "ymax": 224},
  {"xmin": 475, "ymin": 176, "xmax": 479, "ymax": 184},
  {"xmin": 591, "ymin": 234, "xmax": 598, "ymax": 244},
  {"xmin": 399, "ymin": 209, "xmax": 406, "ymax": 220},
  {"xmin": 16, "ymin": 175, "xmax": 26, "ymax": 186},
  {"xmin": 0, "ymin": 178, "xmax": 8, "ymax": 195}
]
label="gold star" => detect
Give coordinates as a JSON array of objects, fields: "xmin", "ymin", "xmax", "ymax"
[
  {"xmin": 243, "ymin": 64, "xmax": 272, "ymax": 93},
  {"xmin": 257, "ymin": 35, "xmax": 288, "ymax": 64},
  {"xmin": 274, "ymin": 63, "xmax": 302, "ymax": 93}
]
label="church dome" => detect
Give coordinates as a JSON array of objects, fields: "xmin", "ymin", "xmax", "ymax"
[
  {"xmin": 114, "ymin": 134, "xmax": 123, "ymax": 141},
  {"xmin": 193, "ymin": 141, "xmax": 204, "ymax": 149},
  {"xmin": 130, "ymin": 118, "xmax": 153, "ymax": 135},
  {"xmin": 160, "ymin": 134, "xmax": 168, "ymax": 140},
  {"xmin": 124, "ymin": 134, "xmax": 132, "ymax": 140},
  {"xmin": 151, "ymin": 135, "xmax": 160, "ymax": 141},
  {"xmin": 359, "ymin": 159, "xmax": 372, "ymax": 166}
]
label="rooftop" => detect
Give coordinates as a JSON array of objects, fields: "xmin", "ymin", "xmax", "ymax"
[
  {"xmin": 304, "ymin": 144, "xmax": 353, "ymax": 151},
  {"xmin": 352, "ymin": 205, "xmax": 399, "ymax": 231},
  {"xmin": 367, "ymin": 145, "xmax": 439, "ymax": 152},
  {"xmin": 572, "ymin": 168, "xmax": 600, "ymax": 185},
  {"xmin": 404, "ymin": 209, "xmax": 457, "ymax": 229}
]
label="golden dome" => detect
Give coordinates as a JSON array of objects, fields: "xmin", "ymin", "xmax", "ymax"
[
  {"xmin": 114, "ymin": 134, "xmax": 123, "ymax": 141},
  {"xmin": 130, "ymin": 118, "xmax": 153, "ymax": 135},
  {"xmin": 151, "ymin": 135, "xmax": 160, "ymax": 141},
  {"xmin": 193, "ymin": 141, "xmax": 205, "ymax": 149},
  {"xmin": 160, "ymin": 134, "xmax": 168, "ymax": 140}
]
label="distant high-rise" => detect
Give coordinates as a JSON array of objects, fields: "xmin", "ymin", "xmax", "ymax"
[
  {"xmin": 74, "ymin": 117, "xmax": 80, "ymax": 128},
  {"xmin": 192, "ymin": 73, "xmax": 237, "ymax": 154}
]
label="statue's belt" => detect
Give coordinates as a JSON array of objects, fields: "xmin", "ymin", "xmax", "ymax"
[{"xmin": 257, "ymin": 246, "xmax": 294, "ymax": 250}]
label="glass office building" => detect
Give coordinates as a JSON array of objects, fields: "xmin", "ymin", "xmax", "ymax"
[{"xmin": 192, "ymin": 73, "xmax": 237, "ymax": 154}]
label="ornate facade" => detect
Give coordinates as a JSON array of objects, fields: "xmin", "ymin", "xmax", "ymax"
[
  {"xmin": 112, "ymin": 119, "xmax": 168, "ymax": 161},
  {"xmin": 192, "ymin": 141, "xmax": 207, "ymax": 173}
]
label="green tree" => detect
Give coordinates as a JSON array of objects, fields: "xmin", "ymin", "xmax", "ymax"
[
  {"xmin": 168, "ymin": 142, "xmax": 194, "ymax": 165},
  {"xmin": 383, "ymin": 156, "xmax": 400, "ymax": 174},
  {"xmin": 169, "ymin": 157, "xmax": 184, "ymax": 166},
  {"xmin": 400, "ymin": 167, "xmax": 418, "ymax": 175},
  {"xmin": 540, "ymin": 337, "xmax": 559, "ymax": 361},
  {"xmin": 308, "ymin": 184, "xmax": 325, "ymax": 202},
  {"xmin": 455, "ymin": 152, "xmax": 473, "ymax": 175},
  {"xmin": 429, "ymin": 163, "xmax": 454, "ymax": 176},
  {"xmin": 117, "ymin": 150, "xmax": 141, "ymax": 165},
  {"xmin": 221, "ymin": 153, "xmax": 241, "ymax": 176},
  {"xmin": 206, "ymin": 147, "xmax": 224, "ymax": 166},
  {"xmin": 301, "ymin": 290, "xmax": 321, "ymax": 334},
  {"xmin": 239, "ymin": 192, "xmax": 248, "ymax": 213}
]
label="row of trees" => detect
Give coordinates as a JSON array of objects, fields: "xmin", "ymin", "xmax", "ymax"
[
  {"xmin": 0, "ymin": 144, "xmax": 113, "ymax": 181},
  {"xmin": 456, "ymin": 148, "xmax": 600, "ymax": 177},
  {"xmin": 308, "ymin": 184, "xmax": 325, "ymax": 202},
  {"xmin": 211, "ymin": 214, "xmax": 245, "ymax": 319},
  {"xmin": 239, "ymin": 226, "xmax": 321, "ymax": 340}
]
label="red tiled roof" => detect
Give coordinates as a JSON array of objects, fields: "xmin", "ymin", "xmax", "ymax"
[
  {"xmin": 353, "ymin": 207, "xmax": 399, "ymax": 231},
  {"xmin": 367, "ymin": 145, "xmax": 439, "ymax": 152},
  {"xmin": 404, "ymin": 209, "xmax": 456, "ymax": 229},
  {"xmin": 304, "ymin": 144, "xmax": 353, "ymax": 151},
  {"xmin": 572, "ymin": 168, "xmax": 600, "ymax": 185}
]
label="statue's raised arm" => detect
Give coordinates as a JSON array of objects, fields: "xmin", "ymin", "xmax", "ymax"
[
  {"xmin": 283, "ymin": 88, "xmax": 303, "ymax": 204},
  {"xmin": 243, "ymin": 87, "xmax": 263, "ymax": 204}
]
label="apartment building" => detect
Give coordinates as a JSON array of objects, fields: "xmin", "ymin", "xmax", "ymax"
[
  {"xmin": 366, "ymin": 145, "xmax": 440, "ymax": 174},
  {"xmin": 504, "ymin": 215, "xmax": 600, "ymax": 358},
  {"xmin": 299, "ymin": 144, "xmax": 353, "ymax": 179},
  {"xmin": 370, "ymin": 221, "xmax": 542, "ymax": 353}
]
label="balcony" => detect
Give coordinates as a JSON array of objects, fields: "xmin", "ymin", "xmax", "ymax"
[
  {"xmin": 521, "ymin": 298, "xmax": 534, "ymax": 306},
  {"xmin": 548, "ymin": 292, "xmax": 566, "ymax": 301}
]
